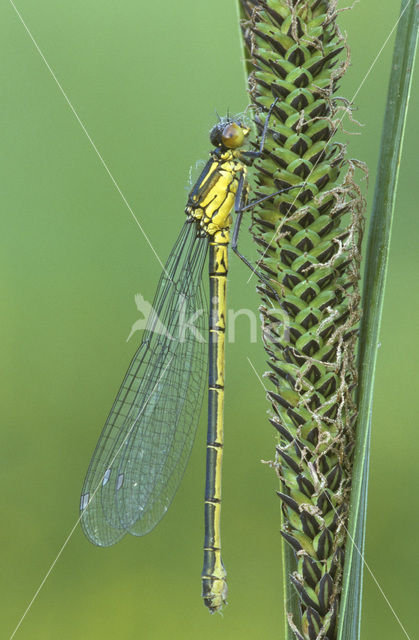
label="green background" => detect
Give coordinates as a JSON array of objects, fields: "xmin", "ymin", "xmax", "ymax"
[{"xmin": 1, "ymin": 1, "xmax": 418, "ymax": 638}]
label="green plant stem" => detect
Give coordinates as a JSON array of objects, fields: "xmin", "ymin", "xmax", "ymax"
[{"xmin": 338, "ymin": 1, "xmax": 418, "ymax": 638}]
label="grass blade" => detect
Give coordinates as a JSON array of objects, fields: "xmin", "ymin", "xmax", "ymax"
[
  {"xmin": 337, "ymin": 2, "xmax": 419, "ymax": 638},
  {"xmin": 235, "ymin": 0, "xmax": 253, "ymax": 80}
]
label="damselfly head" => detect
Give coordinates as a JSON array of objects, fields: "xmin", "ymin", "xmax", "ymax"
[{"xmin": 210, "ymin": 119, "xmax": 250, "ymax": 150}]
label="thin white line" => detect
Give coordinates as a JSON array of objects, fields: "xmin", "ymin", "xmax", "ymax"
[
  {"xmin": 246, "ymin": 356, "xmax": 266, "ymax": 389},
  {"xmin": 9, "ymin": 356, "xmax": 174, "ymax": 640},
  {"xmin": 335, "ymin": 513, "xmax": 412, "ymax": 640},
  {"xmin": 246, "ymin": 357, "xmax": 412, "ymax": 640},
  {"xmin": 349, "ymin": 0, "xmax": 412, "ymax": 105},
  {"xmin": 246, "ymin": 0, "xmax": 412, "ymax": 285},
  {"xmin": 9, "ymin": 0, "xmax": 167, "ymax": 275},
  {"xmin": 9, "ymin": 520, "xmax": 81, "ymax": 640}
]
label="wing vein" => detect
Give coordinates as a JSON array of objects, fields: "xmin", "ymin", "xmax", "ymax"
[{"xmin": 80, "ymin": 221, "xmax": 209, "ymax": 546}]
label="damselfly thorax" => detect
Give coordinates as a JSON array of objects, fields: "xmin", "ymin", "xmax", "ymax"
[{"xmin": 186, "ymin": 122, "xmax": 250, "ymax": 244}]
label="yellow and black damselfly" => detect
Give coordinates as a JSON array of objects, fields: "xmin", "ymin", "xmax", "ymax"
[{"xmin": 80, "ymin": 100, "xmax": 304, "ymax": 612}]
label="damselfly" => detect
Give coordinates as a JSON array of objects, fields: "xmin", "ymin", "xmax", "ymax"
[{"xmin": 80, "ymin": 100, "xmax": 305, "ymax": 612}]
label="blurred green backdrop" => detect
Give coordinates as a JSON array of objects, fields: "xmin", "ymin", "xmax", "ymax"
[{"xmin": 1, "ymin": 1, "xmax": 417, "ymax": 638}]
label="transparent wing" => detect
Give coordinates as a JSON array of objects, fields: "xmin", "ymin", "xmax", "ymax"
[{"xmin": 80, "ymin": 221, "xmax": 209, "ymax": 546}]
